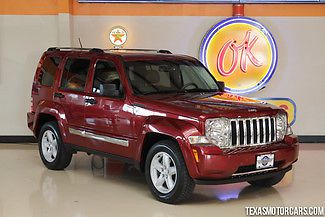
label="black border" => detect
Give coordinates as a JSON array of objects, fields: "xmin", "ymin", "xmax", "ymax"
[
  {"xmin": 0, "ymin": 136, "xmax": 37, "ymax": 143},
  {"xmin": 298, "ymin": 136, "xmax": 325, "ymax": 143},
  {"xmin": 0, "ymin": 135, "xmax": 324, "ymax": 143},
  {"xmin": 69, "ymin": 143, "xmax": 141, "ymax": 170},
  {"xmin": 79, "ymin": 0, "xmax": 325, "ymax": 3}
]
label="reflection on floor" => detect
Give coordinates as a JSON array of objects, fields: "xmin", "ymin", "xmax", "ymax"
[{"xmin": 0, "ymin": 143, "xmax": 324, "ymax": 217}]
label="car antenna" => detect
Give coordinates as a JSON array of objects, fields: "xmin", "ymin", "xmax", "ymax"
[{"xmin": 78, "ymin": 37, "xmax": 83, "ymax": 48}]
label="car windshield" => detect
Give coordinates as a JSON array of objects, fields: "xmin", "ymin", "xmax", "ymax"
[{"xmin": 125, "ymin": 59, "xmax": 220, "ymax": 95}]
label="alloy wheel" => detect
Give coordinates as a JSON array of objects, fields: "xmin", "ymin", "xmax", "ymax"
[
  {"xmin": 150, "ymin": 151, "xmax": 177, "ymax": 194},
  {"xmin": 41, "ymin": 130, "xmax": 58, "ymax": 163}
]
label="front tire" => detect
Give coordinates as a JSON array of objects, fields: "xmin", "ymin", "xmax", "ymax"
[
  {"xmin": 38, "ymin": 121, "xmax": 72, "ymax": 170},
  {"xmin": 145, "ymin": 140, "xmax": 195, "ymax": 204},
  {"xmin": 248, "ymin": 173, "xmax": 285, "ymax": 187}
]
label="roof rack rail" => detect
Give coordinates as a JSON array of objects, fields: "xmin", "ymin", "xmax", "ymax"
[
  {"xmin": 47, "ymin": 47, "xmax": 104, "ymax": 53},
  {"xmin": 107, "ymin": 48, "xmax": 172, "ymax": 54},
  {"xmin": 47, "ymin": 47, "xmax": 172, "ymax": 54}
]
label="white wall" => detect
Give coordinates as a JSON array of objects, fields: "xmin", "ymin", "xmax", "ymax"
[
  {"xmin": 0, "ymin": 15, "xmax": 324, "ymax": 135},
  {"xmin": 0, "ymin": 15, "xmax": 59, "ymax": 135},
  {"xmin": 250, "ymin": 17, "xmax": 325, "ymax": 135}
]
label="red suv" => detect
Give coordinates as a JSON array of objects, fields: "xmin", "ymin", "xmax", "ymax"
[{"xmin": 28, "ymin": 47, "xmax": 299, "ymax": 204}]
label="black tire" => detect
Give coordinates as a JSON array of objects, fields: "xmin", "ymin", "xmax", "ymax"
[
  {"xmin": 38, "ymin": 121, "xmax": 72, "ymax": 170},
  {"xmin": 248, "ymin": 173, "xmax": 285, "ymax": 187},
  {"xmin": 145, "ymin": 140, "xmax": 195, "ymax": 204}
]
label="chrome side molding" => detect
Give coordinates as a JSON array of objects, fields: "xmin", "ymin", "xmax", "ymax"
[{"xmin": 68, "ymin": 128, "xmax": 129, "ymax": 147}]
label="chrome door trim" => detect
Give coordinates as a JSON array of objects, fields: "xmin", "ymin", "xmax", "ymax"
[{"xmin": 69, "ymin": 128, "xmax": 129, "ymax": 147}]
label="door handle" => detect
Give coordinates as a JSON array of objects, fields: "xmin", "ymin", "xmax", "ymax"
[
  {"xmin": 85, "ymin": 98, "xmax": 97, "ymax": 105},
  {"xmin": 54, "ymin": 92, "xmax": 65, "ymax": 98}
]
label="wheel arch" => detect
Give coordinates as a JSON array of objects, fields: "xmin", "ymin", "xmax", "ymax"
[
  {"xmin": 34, "ymin": 101, "xmax": 68, "ymax": 141},
  {"xmin": 137, "ymin": 117, "xmax": 201, "ymax": 178},
  {"xmin": 35, "ymin": 113, "xmax": 57, "ymax": 138},
  {"xmin": 139, "ymin": 132, "xmax": 178, "ymax": 172}
]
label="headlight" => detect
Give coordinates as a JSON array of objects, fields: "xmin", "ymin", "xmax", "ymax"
[
  {"xmin": 276, "ymin": 113, "xmax": 287, "ymax": 141},
  {"xmin": 286, "ymin": 125, "xmax": 293, "ymax": 135},
  {"xmin": 205, "ymin": 118, "xmax": 231, "ymax": 148}
]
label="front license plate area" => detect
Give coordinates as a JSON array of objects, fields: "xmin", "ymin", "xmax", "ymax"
[{"xmin": 256, "ymin": 154, "xmax": 274, "ymax": 169}]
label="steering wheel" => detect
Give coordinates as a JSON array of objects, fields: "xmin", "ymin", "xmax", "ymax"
[{"xmin": 181, "ymin": 82, "xmax": 199, "ymax": 90}]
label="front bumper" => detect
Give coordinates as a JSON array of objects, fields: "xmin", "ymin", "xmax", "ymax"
[
  {"xmin": 194, "ymin": 165, "xmax": 292, "ymax": 185},
  {"xmin": 190, "ymin": 135, "xmax": 299, "ymax": 180}
]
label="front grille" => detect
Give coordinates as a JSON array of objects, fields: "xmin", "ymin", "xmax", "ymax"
[{"xmin": 230, "ymin": 117, "xmax": 276, "ymax": 147}]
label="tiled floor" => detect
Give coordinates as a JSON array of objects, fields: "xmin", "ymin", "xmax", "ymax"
[{"xmin": 0, "ymin": 143, "xmax": 324, "ymax": 217}]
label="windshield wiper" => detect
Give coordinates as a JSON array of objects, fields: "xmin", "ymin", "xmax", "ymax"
[
  {"xmin": 142, "ymin": 90, "xmax": 187, "ymax": 95},
  {"xmin": 140, "ymin": 88, "xmax": 219, "ymax": 95},
  {"xmin": 183, "ymin": 88, "xmax": 219, "ymax": 93}
]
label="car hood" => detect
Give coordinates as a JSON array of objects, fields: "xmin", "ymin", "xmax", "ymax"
[{"xmin": 135, "ymin": 92, "xmax": 282, "ymax": 120}]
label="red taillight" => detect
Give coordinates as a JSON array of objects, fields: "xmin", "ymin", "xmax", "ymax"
[
  {"xmin": 31, "ymin": 82, "xmax": 38, "ymax": 95},
  {"xmin": 30, "ymin": 82, "xmax": 38, "ymax": 113},
  {"xmin": 30, "ymin": 96, "xmax": 34, "ymax": 113}
]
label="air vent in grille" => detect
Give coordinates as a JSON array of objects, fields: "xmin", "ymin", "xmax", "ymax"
[{"xmin": 230, "ymin": 117, "xmax": 276, "ymax": 147}]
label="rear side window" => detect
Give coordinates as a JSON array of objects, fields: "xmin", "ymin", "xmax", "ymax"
[
  {"xmin": 60, "ymin": 58, "xmax": 90, "ymax": 92},
  {"xmin": 39, "ymin": 56, "xmax": 61, "ymax": 87}
]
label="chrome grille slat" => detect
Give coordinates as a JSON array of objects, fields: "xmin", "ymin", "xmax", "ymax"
[
  {"xmin": 230, "ymin": 116, "xmax": 276, "ymax": 147},
  {"xmin": 243, "ymin": 120, "xmax": 247, "ymax": 145},
  {"xmin": 268, "ymin": 117, "xmax": 272, "ymax": 143},
  {"xmin": 250, "ymin": 119, "xmax": 254, "ymax": 144},
  {"xmin": 257, "ymin": 118, "xmax": 260, "ymax": 143},
  {"xmin": 262, "ymin": 118, "xmax": 266, "ymax": 143},
  {"xmin": 236, "ymin": 120, "xmax": 240, "ymax": 146},
  {"xmin": 273, "ymin": 118, "xmax": 276, "ymax": 141},
  {"xmin": 230, "ymin": 126, "xmax": 233, "ymax": 146}
]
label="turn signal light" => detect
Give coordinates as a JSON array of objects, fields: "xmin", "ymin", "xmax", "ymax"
[{"xmin": 192, "ymin": 149, "xmax": 199, "ymax": 163}]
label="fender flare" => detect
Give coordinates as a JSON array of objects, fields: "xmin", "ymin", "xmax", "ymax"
[
  {"xmin": 136, "ymin": 116, "xmax": 201, "ymax": 178},
  {"xmin": 34, "ymin": 100, "xmax": 69, "ymax": 142}
]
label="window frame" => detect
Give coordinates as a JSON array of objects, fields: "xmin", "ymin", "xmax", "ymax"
[
  {"xmin": 39, "ymin": 55, "xmax": 61, "ymax": 88},
  {"xmin": 58, "ymin": 56, "xmax": 92, "ymax": 93},
  {"xmin": 90, "ymin": 58, "xmax": 126, "ymax": 99}
]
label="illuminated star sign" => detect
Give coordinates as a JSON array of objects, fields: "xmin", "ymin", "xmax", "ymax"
[
  {"xmin": 112, "ymin": 30, "xmax": 125, "ymax": 43},
  {"xmin": 109, "ymin": 26, "xmax": 128, "ymax": 47}
]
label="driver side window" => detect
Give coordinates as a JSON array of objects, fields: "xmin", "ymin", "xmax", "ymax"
[{"xmin": 92, "ymin": 60, "xmax": 123, "ymax": 98}]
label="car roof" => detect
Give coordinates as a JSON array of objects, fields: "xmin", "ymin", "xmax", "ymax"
[{"xmin": 45, "ymin": 47, "xmax": 198, "ymax": 62}]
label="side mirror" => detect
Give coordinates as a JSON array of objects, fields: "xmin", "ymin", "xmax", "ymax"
[{"xmin": 218, "ymin": 81, "xmax": 225, "ymax": 92}]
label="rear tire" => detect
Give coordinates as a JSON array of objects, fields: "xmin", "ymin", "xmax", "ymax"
[
  {"xmin": 145, "ymin": 140, "xmax": 195, "ymax": 204},
  {"xmin": 248, "ymin": 173, "xmax": 285, "ymax": 187},
  {"xmin": 38, "ymin": 121, "xmax": 72, "ymax": 170}
]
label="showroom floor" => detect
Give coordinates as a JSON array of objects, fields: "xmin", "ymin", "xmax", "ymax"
[{"xmin": 0, "ymin": 143, "xmax": 324, "ymax": 217}]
